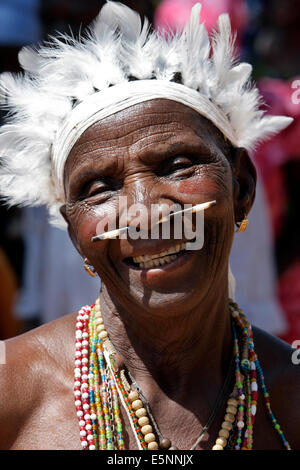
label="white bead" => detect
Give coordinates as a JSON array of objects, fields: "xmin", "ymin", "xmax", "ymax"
[
  {"xmin": 212, "ymin": 444, "xmax": 223, "ymax": 450},
  {"xmin": 132, "ymin": 399, "xmax": 143, "ymax": 410},
  {"xmin": 82, "ymin": 374, "xmax": 88, "ymax": 380},
  {"xmin": 75, "ymin": 342, "xmax": 82, "ymax": 348},
  {"xmin": 74, "ymin": 381, "xmax": 81, "ymax": 387},
  {"xmin": 75, "ymin": 372, "xmax": 81, "ymax": 379},
  {"xmin": 237, "ymin": 420, "xmax": 244, "ymax": 429},
  {"xmin": 74, "ymin": 391, "xmax": 81, "ymax": 397},
  {"xmin": 82, "ymin": 358, "xmax": 88, "ymax": 364},
  {"xmin": 76, "ymin": 331, "xmax": 82, "ymax": 339},
  {"xmin": 90, "ymin": 413, "xmax": 97, "ymax": 420},
  {"xmin": 77, "ymin": 411, "xmax": 83, "ymax": 417},
  {"xmin": 87, "ymin": 434, "xmax": 94, "ymax": 441},
  {"xmin": 240, "ymin": 394, "xmax": 245, "ymax": 400},
  {"xmin": 76, "ymin": 322, "xmax": 83, "ymax": 328},
  {"xmin": 75, "ymin": 360, "xmax": 81, "ymax": 366},
  {"xmin": 83, "ymin": 404, "xmax": 90, "ymax": 410},
  {"xmin": 88, "ymin": 373, "xmax": 94, "ymax": 380},
  {"xmin": 84, "ymin": 414, "xmax": 91, "ymax": 420},
  {"xmin": 75, "ymin": 400, "xmax": 82, "ymax": 407},
  {"xmin": 81, "ymin": 441, "xmax": 88, "ymax": 447},
  {"xmin": 74, "ymin": 368, "xmax": 81, "ymax": 375},
  {"xmin": 89, "ymin": 445, "xmax": 96, "ymax": 450},
  {"xmin": 81, "ymin": 383, "xmax": 88, "ymax": 389},
  {"xmin": 75, "ymin": 351, "xmax": 82, "ymax": 357},
  {"xmin": 80, "ymin": 430, "xmax": 87, "ymax": 437},
  {"xmin": 82, "ymin": 392, "xmax": 89, "ymax": 399},
  {"xmin": 82, "ymin": 340, "xmax": 89, "ymax": 347},
  {"xmin": 86, "ymin": 424, "xmax": 92, "ymax": 430},
  {"xmin": 82, "ymin": 332, "xmax": 88, "ymax": 338},
  {"xmin": 82, "ymin": 349, "xmax": 88, "ymax": 355},
  {"xmin": 82, "ymin": 366, "xmax": 88, "ymax": 373},
  {"xmin": 79, "ymin": 420, "xmax": 86, "ymax": 427},
  {"xmin": 251, "ymin": 405, "xmax": 257, "ymax": 415},
  {"xmin": 251, "ymin": 362, "xmax": 256, "ymax": 370},
  {"xmin": 251, "ymin": 382, "xmax": 258, "ymax": 392}
]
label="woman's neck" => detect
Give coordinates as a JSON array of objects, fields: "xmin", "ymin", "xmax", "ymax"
[{"xmin": 99, "ymin": 286, "xmax": 233, "ymax": 403}]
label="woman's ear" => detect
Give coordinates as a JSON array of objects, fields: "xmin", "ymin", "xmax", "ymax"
[
  {"xmin": 60, "ymin": 204, "xmax": 83, "ymax": 257},
  {"xmin": 230, "ymin": 147, "xmax": 257, "ymax": 223}
]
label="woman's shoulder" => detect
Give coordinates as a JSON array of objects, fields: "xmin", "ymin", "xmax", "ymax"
[
  {"xmin": 253, "ymin": 326, "xmax": 300, "ymax": 449},
  {"xmin": 0, "ymin": 312, "xmax": 77, "ymax": 449}
]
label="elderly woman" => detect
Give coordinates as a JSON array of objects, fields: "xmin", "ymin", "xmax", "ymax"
[{"xmin": 0, "ymin": 2, "xmax": 299, "ymax": 450}]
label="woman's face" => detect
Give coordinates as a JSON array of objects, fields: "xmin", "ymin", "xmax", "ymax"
[{"xmin": 63, "ymin": 99, "xmax": 252, "ymax": 317}]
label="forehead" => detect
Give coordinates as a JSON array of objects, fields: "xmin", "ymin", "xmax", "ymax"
[{"xmin": 65, "ymin": 99, "xmax": 226, "ymax": 174}]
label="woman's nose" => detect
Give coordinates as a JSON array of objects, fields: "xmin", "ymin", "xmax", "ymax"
[{"xmin": 119, "ymin": 176, "xmax": 182, "ymax": 234}]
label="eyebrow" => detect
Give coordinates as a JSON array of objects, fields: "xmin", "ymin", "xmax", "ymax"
[
  {"xmin": 136, "ymin": 137, "xmax": 212, "ymax": 164},
  {"xmin": 66, "ymin": 155, "xmax": 118, "ymax": 196}
]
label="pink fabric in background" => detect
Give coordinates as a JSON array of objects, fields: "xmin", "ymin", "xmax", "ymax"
[
  {"xmin": 255, "ymin": 78, "xmax": 300, "ymax": 238},
  {"xmin": 154, "ymin": 0, "xmax": 249, "ymax": 37}
]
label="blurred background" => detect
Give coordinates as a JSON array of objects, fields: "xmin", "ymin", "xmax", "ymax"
[{"xmin": 0, "ymin": 0, "xmax": 299, "ymax": 343}]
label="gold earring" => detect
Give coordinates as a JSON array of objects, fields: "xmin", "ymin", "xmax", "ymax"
[
  {"xmin": 83, "ymin": 258, "xmax": 97, "ymax": 277},
  {"xmin": 236, "ymin": 216, "xmax": 249, "ymax": 233}
]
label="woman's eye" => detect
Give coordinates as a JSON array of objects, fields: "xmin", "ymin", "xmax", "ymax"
[
  {"xmin": 87, "ymin": 184, "xmax": 109, "ymax": 197},
  {"xmin": 79, "ymin": 178, "xmax": 116, "ymax": 200},
  {"xmin": 162, "ymin": 156, "xmax": 194, "ymax": 176}
]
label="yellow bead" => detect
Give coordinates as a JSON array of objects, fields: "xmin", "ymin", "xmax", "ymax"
[
  {"xmin": 227, "ymin": 397, "xmax": 238, "ymax": 407},
  {"xmin": 212, "ymin": 444, "xmax": 224, "ymax": 450},
  {"xmin": 138, "ymin": 416, "xmax": 149, "ymax": 427},
  {"xmin": 221, "ymin": 421, "xmax": 232, "ymax": 431},
  {"xmin": 216, "ymin": 437, "xmax": 227, "ymax": 447},
  {"xmin": 148, "ymin": 441, "xmax": 159, "ymax": 450},
  {"xmin": 132, "ymin": 399, "xmax": 143, "ymax": 410},
  {"xmin": 99, "ymin": 330, "xmax": 108, "ymax": 340},
  {"xmin": 226, "ymin": 405, "xmax": 237, "ymax": 415},
  {"xmin": 141, "ymin": 425, "xmax": 153, "ymax": 435},
  {"xmin": 95, "ymin": 317, "xmax": 103, "ymax": 325},
  {"xmin": 97, "ymin": 324, "xmax": 105, "ymax": 333},
  {"xmin": 128, "ymin": 391, "xmax": 139, "ymax": 402},
  {"xmin": 224, "ymin": 413, "xmax": 235, "ymax": 423},
  {"xmin": 136, "ymin": 407, "xmax": 147, "ymax": 418},
  {"xmin": 219, "ymin": 429, "xmax": 229, "ymax": 439},
  {"xmin": 144, "ymin": 433, "xmax": 156, "ymax": 444}
]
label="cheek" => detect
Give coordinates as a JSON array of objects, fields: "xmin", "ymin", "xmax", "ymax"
[
  {"xmin": 179, "ymin": 177, "xmax": 207, "ymax": 195},
  {"xmin": 69, "ymin": 201, "xmax": 119, "ymax": 255},
  {"xmin": 178, "ymin": 170, "xmax": 232, "ymax": 203}
]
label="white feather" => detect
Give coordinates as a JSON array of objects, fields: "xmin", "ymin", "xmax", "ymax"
[
  {"xmin": 18, "ymin": 46, "xmax": 43, "ymax": 76},
  {"xmin": 180, "ymin": 4, "xmax": 210, "ymax": 92}
]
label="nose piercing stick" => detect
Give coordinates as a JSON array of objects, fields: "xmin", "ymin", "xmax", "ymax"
[
  {"xmin": 157, "ymin": 200, "xmax": 216, "ymax": 224},
  {"xmin": 91, "ymin": 200, "xmax": 216, "ymax": 242}
]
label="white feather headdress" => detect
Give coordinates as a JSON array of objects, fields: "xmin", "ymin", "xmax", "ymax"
[{"xmin": 0, "ymin": 1, "xmax": 293, "ymax": 227}]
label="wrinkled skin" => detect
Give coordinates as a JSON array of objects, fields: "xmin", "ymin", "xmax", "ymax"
[{"xmin": 0, "ymin": 100, "xmax": 299, "ymax": 450}]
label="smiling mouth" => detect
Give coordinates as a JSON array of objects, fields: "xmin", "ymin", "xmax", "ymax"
[{"xmin": 124, "ymin": 241, "xmax": 192, "ymax": 270}]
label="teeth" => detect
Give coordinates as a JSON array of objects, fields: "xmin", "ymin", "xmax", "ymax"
[
  {"xmin": 142, "ymin": 254, "xmax": 179, "ymax": 269},
  {"xmin": 133, "ymin": 243, "xmax": 186, "ymax": 263},
  {"xmin": 131, "ymin": 242, "xmax": 188, "ymax": 269}
]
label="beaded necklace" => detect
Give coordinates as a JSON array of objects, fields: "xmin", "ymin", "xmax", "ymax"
[{"xmin": 74, "ymin": 299, "xmax": 291, "ymax": 450}]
